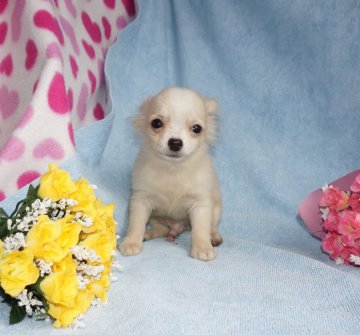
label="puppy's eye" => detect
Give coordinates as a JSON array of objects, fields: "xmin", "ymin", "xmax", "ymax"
[
  {"xmin": 151, "ymin": 119, "xmax": 163, "ymax": 129},
  {"xmin": 191, "ymin": 124, "xmax": 202, "ymax": 134}
]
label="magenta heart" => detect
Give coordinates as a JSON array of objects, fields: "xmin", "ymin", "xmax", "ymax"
[
  {"xmin": 33, "ymin": 138, "xmax": 65, "ymax": 160},
  {"xmin": 48, "ymin": 72, "xmax": 69, "ymax": 114},
  {"xmin": 93, "ymin": 103, "xmax": 105, "ymax": 120},
  {"xmin": 0, "ymin": 86, "xmax": 18, "ymax": 119},
  {"xmin": 122, "ymin": 0, "xmax": 136, "ymax": 17},
  {"xmin": 25, "ymin": 39, "xmax": 38, "ymax": 70},
  {"xmin": 69, "ymin": 55, "xmax": 78, "ymax": 78},
  {"xmin": 0, "ymin": 0, "xmax": 8, "ymax": 14},
  {"xmin": 0, "ymin": 54, "xmax": 12, "ymax": 76},
  {"xmin": 81, "ymin": 11, "xmax": 101, "ymax": 43},
  {"xmin": 102, "ymin": 16, "xmax": 111, "ymax": 40},
  {"xmin": 0, "ymin": 22, "xmax": 7, "ymax": 44},
  {"xmin": 88, "ymin": 70, "xmax": 97, "ymax": 94},
  {"xmin": 82, "ymin": 39, "xmax": 95, "ymax": 59},
  {"xmin": 34, "ymin": 10, "xmax": 64, "ymax": 45},
  {"xmin": 104, "ymin": 0, "xmax": 115, "ymax": 9}
]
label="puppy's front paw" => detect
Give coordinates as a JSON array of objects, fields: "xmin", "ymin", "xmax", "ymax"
[
  {"xmin": 191, "ymin": 244, "xmax": 216, "ymax": 261},
  {"xmin": 118, "ymin": 240, "xmax": 143, "ymax": 256}
]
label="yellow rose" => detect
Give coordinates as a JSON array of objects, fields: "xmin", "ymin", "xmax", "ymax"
[
  {"xmin": 48, "ymin": 289, "xmax": 94, "ymax": 328},
  {"xmin": 0, "ymin": 249, "xmax": 39, "ymax": 297},
  {"xmin": 87, "ymin": 264, "xmax": 111, "ymax": 302},
  {"xmin": 69, "ymin": 178, "xmax": 96, "ymax": 216},
  {"xmin": 40, "ymin": 255, "xmax": 78, "ymax": 307},
  {"xmin": 80, "ymin": 231, "xmax": 116, "ymax": 263},
  {"xmin": 38, "ymin": 164, "xmax": 77, "ymax": 201},
  {"xmin": 82, "ymin": 200, "xmax": 116, "ymax": 235},
  {"xmin": 48, "ymin": 302, "xmax": 80, "ymax": 328},
  {"xmin": 26, "ymin": 215, "xmax": 81, "ymax": 263},
  {"xmin": 52, "ymin": 253, "xmax": 77, "ymax": 274},
  {"xmin": 56, "ymin": 218, "xmax": 82, "ymax": 255},
  {"xmin": 26, "ymin": 215, "xmax": 63, "ymax": 263}
]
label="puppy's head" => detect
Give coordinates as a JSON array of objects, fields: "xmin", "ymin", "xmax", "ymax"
[{"xmin": 134, "ymin": 87, "xmax": 218, "ymax": 162}]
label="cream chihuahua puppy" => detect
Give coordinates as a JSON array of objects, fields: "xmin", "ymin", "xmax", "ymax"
[{"xmin": 118, "ymin": 87, "xmax": 222, "ymax": 261}]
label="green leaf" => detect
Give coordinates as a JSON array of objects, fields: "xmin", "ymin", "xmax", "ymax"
[
  {"xmin": 0, "ymin": 207, "xmax": 8, "ymax": 219},
  {"xmin": 26, "ymin": 184, "xmax": 40, "ymax": 202},
  {"xmin": 0, "ymin": 287, "xmax": 11, "ymax": 304},
  {"xmin": 0, "ymin": 218, "xmax": 9, "ymax": 239},
  {"xmin": 9, "ymin": 199, "xmax": 26, "ymax": 218},
  {"xmin": 9, "ymin": 300, "xmax": 26, "ymax": 325}
]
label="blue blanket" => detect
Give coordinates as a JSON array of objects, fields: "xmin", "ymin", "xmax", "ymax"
[{"xmin": 1, "ymin": 0, "xmax": 360, "ymax": 333}]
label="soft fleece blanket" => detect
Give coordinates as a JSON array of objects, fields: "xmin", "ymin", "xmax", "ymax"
[
  {"xmin": 1, "ymin": 0, "xmax": 360, "ymax": 334},
  {"xmin": 0, "ymin": 0, "xmax": 134, "ymax": 200}
]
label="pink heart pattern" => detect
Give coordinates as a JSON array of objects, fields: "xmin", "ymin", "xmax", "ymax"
[
  {"xmin": 88, "ymin": 70, "xmax": 97, "ymax": 94},
  {"xmin": 0, "ymin": 86, "xmax": 19, "ymax": 119},
  {"xmin": 0, "ymin": 0, "xmax": 135, "ymax": 200},
  {"xmin": 0, "ymin": 22, "xmax": 7, "ymax": 44},
  {"xmin": 69, "ymin": 55, "xmax": 79, "ymax": 78},
  {"xmin": 33, "ymin": 138, "xmax": 65, "ymax": 160},
  {"xmin": 17, "ymin": 170, "xmax": 41, "ymax": 189},
  {"xmin": 81, "ymin": 11, "xmax": 102, "ymax": 43},
  {"xmin": 0, "ymin": 54, "xmax": 13, "ymax": 76},
  {"xmin": 25, "ymin": 39, "xmax": 38, "ymax": 70},
  {"xmin": 34, "ymin": 10, "xmax": 64, "ymax": 45},
  {"xmin": 48, "ymin": 72, "xmax": 69, "ymax": 114},
  {"xmin": 102, "ymin": 16, "xmax": 111, "ymax": 40},
  {"xmin": 82, "ymin": 39, "xmax": 96, "ymax": 59},
  {"xmin": 0, "ymin": 136, "xmax": 25, "ymax": 161}
]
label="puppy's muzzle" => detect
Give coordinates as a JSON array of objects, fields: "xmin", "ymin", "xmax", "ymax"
[{"xmin": 168, "ymin": 138, "xmax": 183, "ymax": 152}]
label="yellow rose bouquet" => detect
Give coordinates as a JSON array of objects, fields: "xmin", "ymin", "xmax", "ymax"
[{"xmin": 0, "ymin": 164, "xmax": 118, "ymax": 328}]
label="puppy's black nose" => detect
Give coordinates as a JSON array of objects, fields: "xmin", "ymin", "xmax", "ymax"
[{"xmin": 168, "ymin": 138, "xmax": 183, "ymax": 152}]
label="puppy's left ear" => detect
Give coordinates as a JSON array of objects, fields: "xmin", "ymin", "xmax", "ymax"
[
  {"xmin": 204, "ymin": 98, "xmax": 219, "ymax": 144},
  {"xmin": 204, "ymin": 99, "xmax": 218, "ymax": 116},
  {"xmin": 133, "ymin": 98, "xmax": 152, "ymax": 132}
]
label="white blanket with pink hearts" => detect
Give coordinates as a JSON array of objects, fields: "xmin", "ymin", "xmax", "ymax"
[{"xmin": 0, "ymin": 0, "xmax": 135, "ymax": 201}]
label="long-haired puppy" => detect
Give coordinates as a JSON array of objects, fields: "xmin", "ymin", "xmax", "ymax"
[{"xmin": 118, "ymin": 87, "xmax": 222, "ymax": 261}]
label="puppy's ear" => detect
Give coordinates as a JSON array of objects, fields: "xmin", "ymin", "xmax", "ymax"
[
  {"xmin": 204, "ymin": 98, "xmax": 219, "ymax": 144},
  {"xmin": 133, "ymin": 98, "xmax": 151, "ymax": 131},
  {"xmin": 204, "ymin": 98, "xmax": 218, "ymax": 116}
]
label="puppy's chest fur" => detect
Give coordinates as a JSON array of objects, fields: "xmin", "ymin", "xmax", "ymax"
[{"xmin": 133, "ymin": 158, "xmax": 212, "ymax": 221}]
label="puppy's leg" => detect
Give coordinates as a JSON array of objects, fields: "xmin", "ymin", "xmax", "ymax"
[
  {"xmin": 211, "ymin": 193, "xmax": 223, "ymax": 247},
  {"xmin": 189, "ymin": 203, "xmax": 216, "ymax": 261},
  {"xmin": 143, "ymin": 218, "xmax": 169, "ymax": 241},
  {"xmin": 118, "ymin": 196, "xmax": 151, "ymax": 256}
]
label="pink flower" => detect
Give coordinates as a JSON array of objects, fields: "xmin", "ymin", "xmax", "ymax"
[
  {"xmin": 322, "ymin": 232, "xmax": 346, "ymax": 261},
  {"xmin": 323, "ymin": 209, "xmax": 339, "ymax": 232},
  {"xmin": 337, "ymin": 210, "xmax": 360, "ymax": 246},
  {"xmin": 322, "ymin": 232, "xmax": 357, "ymax": 264},
  {"xmin": 349, "ymin": 192, "xmax": 360, "ymax": 211},
  {"xmin": 350, "ymin": 173, "xmax": 360, "ymax": 193},
  {"xmin": 319, "ymin": 187, "xmax": 349, "ymax": 211}
]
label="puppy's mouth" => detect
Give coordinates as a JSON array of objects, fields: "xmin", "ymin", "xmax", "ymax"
[{"xmin": 165, "ymin": 152, "xmax": 183, "ymax": 159}]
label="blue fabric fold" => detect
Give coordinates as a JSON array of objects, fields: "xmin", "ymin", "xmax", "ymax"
[{"xmin": 1, "ymin": 0, "xmax": 359, "ymax": 333}]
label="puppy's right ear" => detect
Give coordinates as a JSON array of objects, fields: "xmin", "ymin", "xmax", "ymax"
[{"xmin": 133, "ymin": 98, "xmax": 151, "ymax": 131}]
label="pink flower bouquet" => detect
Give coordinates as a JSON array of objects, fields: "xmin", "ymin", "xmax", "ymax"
[{"xmin": 319, "ymin": 173, "xmax": 360, "ymax": 266}]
